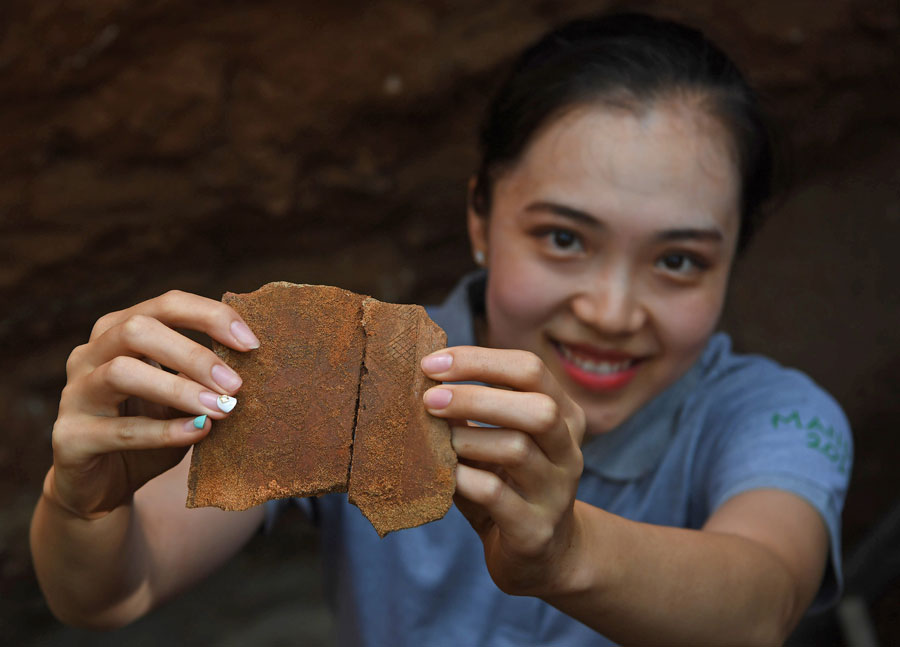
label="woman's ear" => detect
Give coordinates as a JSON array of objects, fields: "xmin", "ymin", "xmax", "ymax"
[{"xmin": 467, "ymin": 176, "xmax": 488, "ymax": 267}]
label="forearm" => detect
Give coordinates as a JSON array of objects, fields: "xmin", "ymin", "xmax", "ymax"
[
  {"xmin": 30, "ymin": 468, "xmax": 153, "ymax": 629},
  {"xmin": 542, "ymin": 501, "xmax": 803, "ymax": 646},
  {"xmin": 32, "ymin": 457, "xmax": 267, "ymax": 629}
]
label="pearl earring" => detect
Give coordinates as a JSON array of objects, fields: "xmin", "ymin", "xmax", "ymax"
[{"xmin": 474, "ymin": 250, "xmax": 485, "ymax": 266}]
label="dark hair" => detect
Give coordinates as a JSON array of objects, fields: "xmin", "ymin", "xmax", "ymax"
[{"xmin": 471, "ymin": 12, "xmax": 773, "ymax": 253}]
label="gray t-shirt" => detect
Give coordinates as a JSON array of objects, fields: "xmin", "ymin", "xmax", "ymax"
[{"xmin": 271, "ymin": 271, "xmax": 852, "ymax": 647}]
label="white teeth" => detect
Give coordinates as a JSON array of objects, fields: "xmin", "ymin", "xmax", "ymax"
[{"xmin": 558, "ymin": 343, "xmax": 633, "ymax": 375}]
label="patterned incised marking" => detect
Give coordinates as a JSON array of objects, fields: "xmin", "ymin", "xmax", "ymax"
[{"xmin": 372, "ymin": 308, "xmax": 417, "ymax": 385}]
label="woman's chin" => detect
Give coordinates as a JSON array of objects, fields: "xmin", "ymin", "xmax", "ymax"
[{"xmin": 580, "ymin": 404, "xmax": 633, "ymax": 436}]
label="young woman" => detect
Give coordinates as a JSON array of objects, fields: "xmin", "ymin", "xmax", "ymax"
[{"xmin": 30, "ymin": 12, "xmax": 851, "ymax": 646}]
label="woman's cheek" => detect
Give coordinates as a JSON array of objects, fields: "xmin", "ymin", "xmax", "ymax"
[{"xmin": 485, "ymin": 254, "xmax": 562, "ymax": 348}]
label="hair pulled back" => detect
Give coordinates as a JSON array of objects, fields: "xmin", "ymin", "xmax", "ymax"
[{"xmin": 471, "ymin": 12, "xmax": 773, "ymax": 252}]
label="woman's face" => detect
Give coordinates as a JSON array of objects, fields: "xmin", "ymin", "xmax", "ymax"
[{"xmin": 469, "ymin": 100, "xmax": 741, "ymax": 434}]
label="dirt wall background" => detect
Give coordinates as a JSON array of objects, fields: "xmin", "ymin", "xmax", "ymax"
[{"xmin": 2, "ymin": 0, "xmax": 898, "ymax": 644}]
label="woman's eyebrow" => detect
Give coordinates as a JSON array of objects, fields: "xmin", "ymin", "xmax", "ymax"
[
  {"xmin": 524, "ymin": 201, "xmax": 725, "ymax": 243},
  {"xmin": 654, "ymin": 228, "xmax": 724, "ymax": 243},
  {"xmin": 524, "ymin": 201, "xmax": 603, "ymax": 228}
]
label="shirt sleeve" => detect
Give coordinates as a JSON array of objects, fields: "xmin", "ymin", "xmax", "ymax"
[{"xmin": 702, "ymin": 371, "xmax": 853, "ymax": 612}]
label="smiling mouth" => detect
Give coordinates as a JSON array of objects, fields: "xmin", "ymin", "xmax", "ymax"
[
  {"xmin": 557, "ymin": 343, "xmax": 636, "ymax": 374},
  {"xmin": 550, "ymin": 339, "xmax": 644, "ymax": 391}
]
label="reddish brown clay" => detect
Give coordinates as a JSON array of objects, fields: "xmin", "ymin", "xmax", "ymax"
[
  {"xmin": 186, "ymin": 282, "xmax": 456, "ymax": 537},
  {"xmin": 348, "ymin": 299, "xmax": 457, "ymax": 536},
  {"xmin": 187, "ymin": 282, "xmax": 366, "ymax": 510}
]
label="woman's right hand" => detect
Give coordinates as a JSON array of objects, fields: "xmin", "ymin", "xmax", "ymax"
[{"xmin": 45, "ymin": 290, "xmax": 260, "ymax": 521}]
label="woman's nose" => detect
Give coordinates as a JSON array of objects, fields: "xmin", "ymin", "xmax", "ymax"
[{"xmin": 571, "ymin": 272, "xmax": 646, "ymax": 336}]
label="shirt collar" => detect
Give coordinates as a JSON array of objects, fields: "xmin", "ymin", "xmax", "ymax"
[
  {"xmin": 579, "ymin": 360, "xmax": 703, "ymax": 481},
  {"xmin": 582, "ymin": 335, "xmax": 731, "ymax": 481}
]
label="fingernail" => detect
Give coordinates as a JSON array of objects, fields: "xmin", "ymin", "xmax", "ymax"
[
  {"xmin": 190, "ymin": 414, "xmax": 208, "ymax": 430},
  {"xmin": 216, "ymin": 394, "xmax": 237, "ymax": 413},
  {"xmin": 421, "ymin": 353, "xmax": 453, "ymax": 373},
  {"xmin": 231, "ymin": 320, "xmax": 260, "ymax": 349},
  {"xmin": 199, "ymin": 391, "xmax": 222, "ymax": 411},
  {"xmin": 424, "ymin": 387, "xmax": 453, "ymax": 409},
  {"xmin": 211, "ymin": 364, "xmax": 242, "ymax": 391},
  {"xmin": 449, "ymin": 431, "xmax": 461, "ymax": 452}
]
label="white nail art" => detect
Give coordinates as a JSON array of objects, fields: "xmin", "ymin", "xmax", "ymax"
[{"xmin": 217, "ymin": 394, "xmax": 237, "ymax": 413}]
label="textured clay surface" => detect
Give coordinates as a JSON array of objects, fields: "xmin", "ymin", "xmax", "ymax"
[
  {"xmin": 187, "ymin": 282, "xmax": 366, "ymax": 510},
  {"xmin": 349, "ymin": 299, "xmax": 457, "ymax": 536},
  {"xmin": 186, "ymin": 282, "xmax": 456, "ymax": 536}
]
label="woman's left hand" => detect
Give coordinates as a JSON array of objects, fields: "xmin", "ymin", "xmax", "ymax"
[{"xmin": 421, "ymin": 345, "xmax": 586, "ymax": 597}]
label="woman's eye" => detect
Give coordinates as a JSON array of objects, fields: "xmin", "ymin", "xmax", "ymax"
[
  {"xmin": 546, "ymin": 229, "xmax": 583, "ymax": 252},
  {"xmin": 656, "ymin": 253, "xmax": 707, "ymax": 275}
]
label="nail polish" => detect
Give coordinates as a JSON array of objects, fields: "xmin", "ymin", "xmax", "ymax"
[
  {"xmin": 421, "ymin": 353, "xmax": 453, "ymax": 373},
  {"xmin": 231, "ymin": 321, "xmax": 260, "ymax": 349},
  {"xmin": 216, "ymin": 394, "xmax": 237, "ymax": 413},
  {"xmin": 424, "ymin": 388, "xmax": 453, "ymax": 409},
  {"xmin": 211, "ymin": 364, "xmax": 242, "ymax": 391},
  {"xmin": 199, "ymin": 391, "xmax": 221, "ymax": 411}
]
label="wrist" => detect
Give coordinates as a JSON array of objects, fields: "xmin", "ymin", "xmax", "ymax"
[
  {"xmin": 545, "ymin": 501, "xmax": 595, "ymax": 597},
  {"xmin": 539, "ymin": 500, "xmax": 622, "ymax": 609},
  {"xmin": 41, "ymin": 467, "xmax": 116, "ymax": 522},
  {"xmin": 504, "ymin": 503, "xmax": 594, "ymax": 599}
]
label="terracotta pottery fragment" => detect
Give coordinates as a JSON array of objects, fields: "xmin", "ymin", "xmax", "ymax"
[
  {"xmin": 186, "ymin": 282, "xmax": 366, "ymax": 510},
  {"xmin": 348, "ymin": 299, "xmax": 457, "ymax": 536},
  {"xmin": 186, "ymin": 282, "xmax": 456, "ymax": 536}
]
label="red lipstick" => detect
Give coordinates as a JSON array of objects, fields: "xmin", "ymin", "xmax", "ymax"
[{"xmin": 552, "ymin": 341, "xmax": 641, "ymax": 392}]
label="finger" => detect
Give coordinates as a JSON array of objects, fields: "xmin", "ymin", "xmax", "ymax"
[
  {"xmin": 425, "ymin": 384, "xmax": 576, "ymax": 465},
  {"xmin": 421, "ymin": 346, "xmax": 584, "ymax": 442},
  {"xmin": 55, "ymin": 412, "xmax": 213, "ymax": 463},
  {"xmin": 452, "ymin": 425, "xmax": 551, "ymax": 497},
  {"xmin": 421, "ymin": 345, "xmax": 566, "ymax": 406},
  {"xmin": 455, "ymin": 463, "xmax": 543, "ymax": 551},
  {"xmin": 88, "ymin": 290, "xmax": 260, "ymax": 352},
  {"xmin": 71, "ymin": 355, "xmax": 237, "ymax": 419},
  {"xmin": 453, "ymin": 491, "xmax": 493, "ymax": 537},
  {"xmin": 73, "ymin": 314, "xmax": 243, "ymax": 395}
]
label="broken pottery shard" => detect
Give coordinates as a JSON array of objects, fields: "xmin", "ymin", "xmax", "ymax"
[
  {"xmin": 348, "ymin": 299, "xmax": 457, "ymax": 536},
  {"xmin": 186, "ymin": 282, "xmax": 366, "ymax": 511},
  {"xmin": 186, "ymin": 282, "xmax": 456, "ymax": 535}
]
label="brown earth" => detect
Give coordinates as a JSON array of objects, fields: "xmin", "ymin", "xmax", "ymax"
[{"xmin": 2, "ymin": 1, "xmax": 898, "ymax": 644}]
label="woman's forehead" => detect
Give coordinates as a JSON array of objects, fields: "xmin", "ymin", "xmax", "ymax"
[
  {"xmin": 522, "ymin": 102, "xmax": 737, "ymax": 186},
  {"xmin": 496, "ymin": 102, "xmax": 741, "ymax": 235}
]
